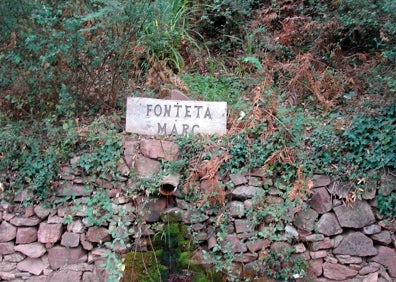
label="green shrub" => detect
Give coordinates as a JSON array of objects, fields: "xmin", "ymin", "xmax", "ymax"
[
  {"xmin": 378, "ymin": 192, "xmax": 396, "ymax": 218},
  {"xmin": 0, "ymin": 118, "xmax": 74, "ymax": 201},
  {"xmin": 0, "ymin": 0, "xmax": 200, "ymax": 119},
  {"xmin": 0, "ymin": 115, "xmax": 123, "ymax": 202},
  {"xmin": 264, "ymin": 247, "xmax": 307, "ymax": 281},
  {"xmin": 304, "ymin": 103, "xmax": 396, "ymax": 184},
  {"xmin": 139, "ymin": 0, "xmax": 200, "ymax": 71},
  {"xmin": 192, "ymin": 0, "xmax": 256, "ymax": 52},
  {"xmin": 337, "ymin": 0, "xmax": 396, "ymax": 52}
]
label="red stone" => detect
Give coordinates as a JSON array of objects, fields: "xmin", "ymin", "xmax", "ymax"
[
  {"xmin": 310, "ymin": 237, "xmax": 332, "ymax": 251},
  {"xmin": 334, "ymin": 200, "xmax": 375, "ymax": 228},
  {"xmin": 134, "ymin": 155, "xmax": 161, "ymax": 178},
  {"xmin": 10, "ymin": 216, "xmax": 41, "ymax": 227},
  {"xmin": 369, "ymin": 246, "xmax": 396, "ymax": 278},
  {"xmin": 50, "ymin": 269, "xmax": 83, "ymax": 282},
  {"xmin": 37, "ymin": 223, "xmax": 63, "ymax": 243},
  {"xmin": 140, "ymin": 139, "xmax": 179, "ymax": 161},
  {"xmin": 17, "ymin": 257, "xmax": 45, "ymax": 275},
  {"xmin": 246, "ymin": 239, "xmax": 270, "ymax": 253},
  {"xmin": 316, "ymin": 213, "xmax": 343, "ymax": 236},
  {"xmin": 0, "ymin": 242, "xmax": 14, "ymax": 255},
  {"xmin": 234, "ymin": 219, "xmax": 252, "ymax": 234},
  {"xmin": 309, "ymin": 259, "xmax": 323, "ymax": 277},
  {"xmin": 221, "ymin": 235, "xmax": 247, "ymax": 253},
  {"xmin": 61, "ymin": 232, "xmax": 80, "ymax": 247},
  {"xmin": 57, "ymin": 183, "xmax": 92, "ymax": 197},
  {"xmin": 229, "ymin": 174, "xmax": 248, "ymax": 186},
  {"xmin": 334, "ymin": 232, "xmax": 377, "ymax": 257},
  {"xmin": 48, "ymin": 246, "xmax": 87, "ymax": 270},
  {"xmin": 309, "ymin": 187, "xmax": 332, "ymax": 214},
  {"xmin": 323, "ymin": 262, "xmax": 358, "ymax": 280},
  {"xmin": 234, "ymin": 252, "xmax": 258, "ymax": 263},
  {"xmin": 86, "ymin": 227, "xmax": 111, "ymax": 243},
  {"xmin": 123, "ymin": 138, "xmax": 139, "ymax": 167},
  {"xmin": 312, "ymin": 174, "xmax": 331, "ymax": 188},
  {"xmin": 170, "ymin": 89, "xmax": 190, "ymax": 101},
  {"xmin": 14, "ymin": 242, "xmax": 46, "ymax": 258},
  {"xmin": 310, "ymin": 250, "xmax": 327, "ymax": 259},
  {"xmin": 16, "ymin": 227, "xmax": 37, "ymax": 244},
  {"xmin": 0, "ymin": 221, "xmax": 17, "ymax": 242}
]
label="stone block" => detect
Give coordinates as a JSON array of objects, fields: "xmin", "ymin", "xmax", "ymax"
[
  {"xmin": 16, "ymin": 227, "xmax": 37, "ymax": 244},
  {"xmin": 334, "ymin": 200, "xmax": 375, "ymax": 228},
  {"xmin": 37, "ymin": 223, "xmax": 63, "ymax": 244},
  {"xmin": 294, "ymin": 208, "xmax": 318, "ymax": 233},
  {"xmin": 231, "ymin": 185, "xmax": 262, "ymax": 200},
  {"xmin": 312, "ymin": 175, "xmax": 331, "ymax": 188},
  {"xmin": 0, "ymin": 242, "xmax": 15, "ymax": 255},
  {"xmin": 316, "ymin": 213, "xmax": 343, "ymax": 236},
  {"xmin": 323, "ymin": 262, "xmax": 358, "ymax": 280},
  {"xmin": 14, "ymin": 242, "xmax": 46, "ymax": 258},
  {"xmin": 0, "ymin": 221, "xmax": 17, "ymax": 242},
  {"xmin": 48, "ymin": 246, "xmax": 87, "ymax": 270},
  {"xmin": 86, "ymin": 227, "xmax": 111, "ymax": 243},
  {"xmin": 228, "ymin": 201, "xmax": 245, "ymax": 218},
  {"xmin": 140, "ymin": 139, "xmax": 179, "ymax": 161},
  {"xmin": 369, "ymin": 246, "xmax": 396, "ymax": 278},
  {"xmin": 17, "ymin": 257, "xmax": 45, "ymax": 275},
  {"xmin": 334, "ymin": 232, "xmax": 377, "ymax": 257},
  {"xmin": 133, "ymin": 155, "xmax": 161, "ymax": 178},
  {"xmin": 309, "ymin": 187, "xmax": 332, "ymax": 214},
  {"xmin": 61, "ymin": 232, "xmax": 80, "ymax": 248}
]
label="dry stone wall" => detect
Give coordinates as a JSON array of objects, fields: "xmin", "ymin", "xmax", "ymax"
[{"xmin": 0, "ymin": 137, "xmax": 395, "ymax": 281}]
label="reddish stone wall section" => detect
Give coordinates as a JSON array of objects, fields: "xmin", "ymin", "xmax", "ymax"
[{"xmin": 0, "ymin": 137, "xmax": 395, "ymax": 281}]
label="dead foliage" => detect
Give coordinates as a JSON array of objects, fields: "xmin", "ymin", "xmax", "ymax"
[
  {"xmin": 0, "ymin": 32, "xmax": 16, "ymax": 51},
  {"xmin": 288, "ymin": 164, "xmax": 313, "ymax": 202},
  {"xmin": 145, "ymin": 60, "xmax": 189, "ymax": 97},
  {"xmin": 278, "ymin": 16, "xmax": 321, "ymax": 47},
  {"xmin": 251, "ymin": 2, "xmax": 296, "ymax": 31},
  {"xmin": 248, "ymin": 2, "xmax": 370, "ymax": 111},
  {"xmin": 280, "ymin": 52, "xmax": 346, "ymax": 109},
  {"xmin": 228, "ymin": 61, "xmax": 280, "ymax": 142},
  {"xmin": 263, "ymin": 147, "xmax": 296, "ymax": 171},
  {"xmin": 183, "ymin": 144, "xmax": 229, "ymax": 207}
]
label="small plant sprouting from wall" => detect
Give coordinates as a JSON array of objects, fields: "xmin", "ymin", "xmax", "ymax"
[{"xmin": 264, "ymin": 247, "xmax": 308, "ymax": 281}]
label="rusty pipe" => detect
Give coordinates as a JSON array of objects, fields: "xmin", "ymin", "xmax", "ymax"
[{"xmin": 159, "ymin": 174, "xmax": 180, "ymax": 196}]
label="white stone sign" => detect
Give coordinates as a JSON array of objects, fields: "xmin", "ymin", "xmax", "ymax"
[{"xmin": 126, "ymin": 97, "xmax": 227, "ymax": 135}]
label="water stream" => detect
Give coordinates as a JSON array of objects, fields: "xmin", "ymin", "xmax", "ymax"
[{"xmin": 122, "ymin": 197, "xmax": 222, "ymax": 282}]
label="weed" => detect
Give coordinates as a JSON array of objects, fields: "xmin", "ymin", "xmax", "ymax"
[
  {"xmin": 72, "ymin": 118, "xmax": 123, "ymax": 179},
  {"xmin": 139, "ymin": 0, "xmax": 200, "ymax": 72},
  {"xmin": 181, "ymin": 73, "xmax": 249, "ymax": 113},
  {"xmin": 378, "ymin": 192, "xmax": 396, "ymax": 218},
  {"xmin": 264, "ymin": 247, "xmax": 307, "ymax": 281},
  {"xmin": 102, "ymin": 208, "xmax": 133, "ymax": 282},
  {"xmin": 82, "ymin": 188, "xmax": 114, "ymax": 226},
  {"xmin": 304, "ymin": 103, "xmax": 396, "ymax": 187},
  {"xmin": 0, "ymin": 118, "xmax": 74, "ymax": 201}
]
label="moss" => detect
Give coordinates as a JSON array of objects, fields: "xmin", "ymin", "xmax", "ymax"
[
  {"xmin": 121, "ymin": 251, "xmax": 166, "ymax": 282},
  {"xmin": 122, "ymin": 222, "xmax": 223, "ymax": 281}
]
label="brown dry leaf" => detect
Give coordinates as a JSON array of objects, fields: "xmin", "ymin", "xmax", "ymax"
[
  {"xmin": 263, "ymin": 150, "xmax": 283, "ymax": 168},
  {"xmin": 288, "ymin": 165, "xmax": 313, "ymax": 201},
  {"xmin": 282, "ymin": 52, "xmax": 344, "ymax": 109},
  {"xmin": 195, "ymin": 176, "xmax": 226, "ymax": 207},
  {"xmin": 263, "ymin": 147, "xmax": 295, "ymax": 170},
  {"xmin": 145, "ymin": 60, "xmax": 189, "ymax": 94},
  {"xmin": 199, "ymin": 154, "xmax": 229, "ymax": 180},
  {"xmin": 267, "ymin": 12, "xmax": 278, "ymax": 21}
]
